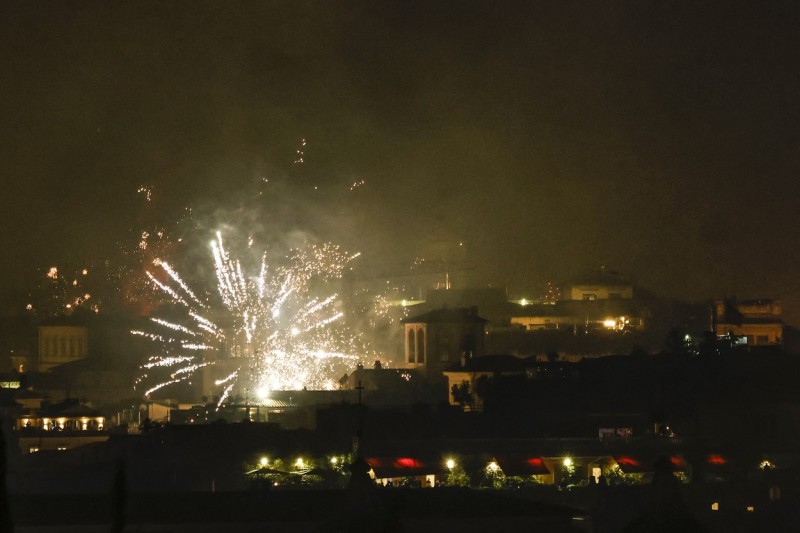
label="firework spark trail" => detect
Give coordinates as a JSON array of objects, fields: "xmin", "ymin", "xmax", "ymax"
[
  {"xmin": 142, "ymin": 355, "xmax": 195, "ymax": 369},
  {"xmin": 135, "ymin": 234, "xmax": 372, "ymax": 400},
  {"xmin": 150, "ymin": 318, "xmax": 197, "ymax": 337},
  {"xmin": 154, "ymin": 259, "xmax": 204, "ymax": 307},
  {"xmin": 146, "ymin": 271, "xmax": 191, "ymax": 308},
  {"xmin": 131, "ymin": 330, "xmax": 168, "ymax": 343}
]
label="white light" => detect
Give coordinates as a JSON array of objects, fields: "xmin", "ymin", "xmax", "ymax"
[
  {"xmin": 330, "ymin": 457, "xmax": 338, "ymax": 465},
  {"xmin": 563, "ymin": 458, "xmax": 572, "ymax": 467},
  {"xmin": 260, "ymin": 457, "xmax": 268, "ymax": 467},
  {"xmin": 446, "ymin": 459, "xmax": 455, "ymax": 469},
  {"xmin": 291, "ymin": 327, "xmax": 300, "ymax": 336},
  {"xmin": 296, "ymin": 457, "xmax": 304, "ymax": 468},
  {"xmin": 256, "ymin": 386, "xmax": 269, "ymax": 400},
  {"xmin": 603, "ymin": 319, "xmax": 616, "ymax": 328},
  {"xmin": 487, "ymin": 462, "xmax": 498, "ymax": 471}
]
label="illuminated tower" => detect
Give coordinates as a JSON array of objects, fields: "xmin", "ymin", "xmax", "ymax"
[{"xmin": 401, "ymin": 307, "xmax": 487, "ymax": 372}]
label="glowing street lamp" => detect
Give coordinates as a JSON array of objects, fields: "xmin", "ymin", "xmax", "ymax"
[
  {"xmin": 446, "ymin": 459, "xmax": 455, "ymax": 470},
  {"xmin": 563, "ymin": 457, "xmax": 572, "ymax": 467},
  {"xmin": 260, "ymin": 457, "xmax": 269, "ymax": 467}
]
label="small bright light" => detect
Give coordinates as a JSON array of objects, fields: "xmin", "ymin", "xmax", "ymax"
[
  {"xmin": 291, "ymin": 327, "xmax": 300, "ymax": 336},
  {"xmin": 746, "ymin": 506, "xmax": 754, "ymax": 512},
  {"xmin": 401, "ymin": 300, "xmax": 407, "ymax": 306},
  {"xmin": 521, "ymin": 299, "xmax": 527, "ymax": 306},
  {"xmin": 563, "ymin": 458, "xmax": 572, "ymax": 467},
  {"xmin": 256, "ymin": 386, "xmax": 269, "ymax": 400},
  {"xmin": 488, "ymin": 462, "xmax": 498, "ymax": 471},
  {"xmin": 272, "ymin": 309, "xmax": 280, "ymax": 318},
  {"xmin": 603, "ymin": 319, "xmax": 616, "ymax": 328},
  {"xmin": 82, "ymin": 269, "xmax": 88, "ymax": 275},
  {"xmin": 260, "ymin": 457, "xmax": 268, "ymax": 467},
  {"xmin": 330, "ymin": 457, "xmax": 338, "ymax": 465},
  {"xmin": 446, "ymin": 459, "xmax": 455, "ymax": 470},
  {"xmin": 296, "ymin": 457, "xmax": 304, "ymax": 468}
]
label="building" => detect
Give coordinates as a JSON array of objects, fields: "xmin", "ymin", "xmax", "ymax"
[
  {"xmin": 714, "ymin": 299, "xmax": 783, "ymax": 346},
  {"xmin": 38, "ymin": 324, "xmax": 88, "ymax": 372},
  {"xmin": 510, "ymin": 299, "xmax": 645, "ymax": 333},
  {"xmin": 401, "ymin": 307, "xmax": 488, "ymax": 372},
  {"xmin": 15, "ymin": 398, "xmax": 109, "ymax": 453},
  {"xmin": 563, "ymin": 269, "xmax": 634, "ymax": 301}
]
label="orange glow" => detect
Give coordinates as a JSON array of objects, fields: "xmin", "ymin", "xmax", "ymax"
[
  {"xmin": 395, "ymin": 457, "xmax": 419, "ymax": 468},
  {"xmin": 527, "ymin": 458, "xmax": 544, "ymax": 467},
  {"xmin": 616, "ymin": 456, "xmax": 640, "ymax": 466},
  {"xmin": 708, "ymin": 454, "xmax": 726, "ymax": 465}
]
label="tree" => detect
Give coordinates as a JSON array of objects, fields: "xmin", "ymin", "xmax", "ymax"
[{"xmin": 451, "ymin": 381, "xmax": 473, "ymax": 409}]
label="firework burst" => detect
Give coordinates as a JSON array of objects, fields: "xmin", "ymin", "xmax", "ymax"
[{"xmin": 135, "ymin": 232, "xmax": 370, "ymax": 406}]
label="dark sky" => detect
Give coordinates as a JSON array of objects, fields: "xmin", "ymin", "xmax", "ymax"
[{"xmin": 2, "ymin": 2, "xmax": 800, "ymax": 321}]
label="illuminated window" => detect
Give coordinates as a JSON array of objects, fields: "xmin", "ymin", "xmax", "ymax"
[
  {"xmin": 711, "ymin": 502, "xmax": 719, "ymax": 511},
  {"xmin": 29, "ymin": 447, "xmax": 39, "ymax": 454}
]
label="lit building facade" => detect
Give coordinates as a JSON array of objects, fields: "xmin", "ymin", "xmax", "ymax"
[
  {"xmin": 714, "ymin": 299, "xmax": 783, "ymax": 346},
  {"xmin": 38, "ymin": 325, "xmax": 88, "ymax": 371},
  {"xmin": 402, "ymin": 307, "xmax": 488, "ymax": 372}
]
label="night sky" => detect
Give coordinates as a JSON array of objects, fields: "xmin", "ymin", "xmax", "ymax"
[{"xmin": 2, "ymin": 2, "xmax": 800, "ymax": 322}]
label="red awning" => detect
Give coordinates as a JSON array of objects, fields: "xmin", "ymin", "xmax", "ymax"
[
  {"xmin": 495, "ymin": 455, "xmax": 551, "ymax": 476},
  {"xmin": 614, "ymin": 455, "xmax": 688, "ymax": 473},
  {"xmin": 367, "ymin": 457, "xmax": 433, "ymax": 478},
  {"xmin": 613, "ymin": 455, "xmax": 648, "ymax": 473}
]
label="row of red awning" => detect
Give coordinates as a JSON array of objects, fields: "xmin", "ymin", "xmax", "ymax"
[
  {"xmin": 366, "ymin": 455, "xmax": 551, "ymax": 478},
  {"xmin": 366, "ymin": 454, "xmax": 727, "ymax": 478}
]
